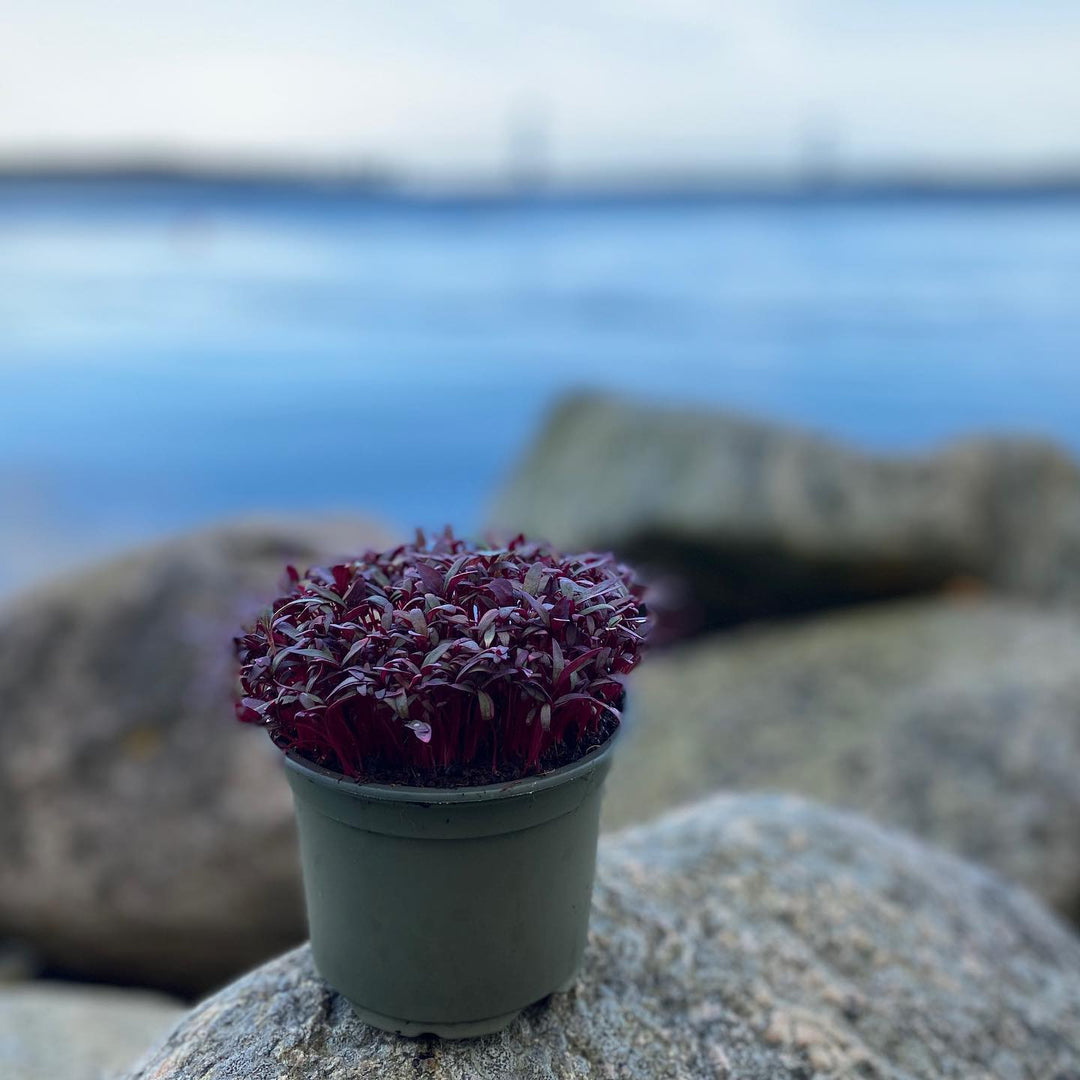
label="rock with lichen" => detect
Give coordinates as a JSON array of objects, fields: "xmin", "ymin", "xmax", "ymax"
[
  {"xmin": 489, "ymin": 393, "xmax": 1080, "ymax": 633},
  {"xmin": 0, "ymin": 517, "xmax": 394, "ymax": 995},
  {"xmin": 0, "ymin": 983, "xmax": 184, "ymax": 1080},
  {"xmin": 606, "ymin": 596, "xmax": 1080, "ymax": 921},
  {"xmin": 127, "ymin": 793, "xmax": 1080, "ymax": 1079}
]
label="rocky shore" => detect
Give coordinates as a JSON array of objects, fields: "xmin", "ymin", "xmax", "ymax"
[{"xmin": 5, "ymin": 394, "xmax": 1080, "ymax": 1078}]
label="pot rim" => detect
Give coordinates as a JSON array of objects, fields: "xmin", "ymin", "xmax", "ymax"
[{"xmin": 283, "ymin": 724, "xmax": 620, "ymax": 806}]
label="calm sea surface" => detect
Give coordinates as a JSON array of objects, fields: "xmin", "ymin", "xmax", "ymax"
[{"xmin": 2, "ymin": 183, "xmax": 1079, "ymax": 593}]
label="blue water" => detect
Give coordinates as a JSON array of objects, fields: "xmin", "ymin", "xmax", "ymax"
[{"xmin": 2, "ymin": 182, "xmax": 1079, "ymax": 593}]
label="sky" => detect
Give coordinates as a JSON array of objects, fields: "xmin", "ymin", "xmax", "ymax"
[{"xmin": 2, "ymin": 1, "xmax": 1079, "ymax": 181}]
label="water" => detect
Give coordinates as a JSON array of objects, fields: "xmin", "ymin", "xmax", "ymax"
[{"xmin": 2, "ymin": 182, "xmax": 1079, "ymax": 594}]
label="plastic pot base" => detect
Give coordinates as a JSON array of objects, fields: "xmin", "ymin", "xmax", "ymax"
[
  {"xmin": 348, "ymin": 999, "xmax": 525, "ymax": 1039},
  {"xmin": 345, "ymin": 971, "xmax": 580, "ymax": 1039}
]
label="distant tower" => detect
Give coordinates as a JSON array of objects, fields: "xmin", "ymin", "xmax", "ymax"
[
  {"xmin": 798, "ymin": 112, "xmax": 842, "ymax": 190},
  {"xmin": 506, "ymin": 101, "xmax": 550, "ymax": 194}
]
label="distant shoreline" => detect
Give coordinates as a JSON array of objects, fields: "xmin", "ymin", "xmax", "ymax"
[{"xmin": 2, "ymin": 162, "xmax": 1080, "ymax": 204}]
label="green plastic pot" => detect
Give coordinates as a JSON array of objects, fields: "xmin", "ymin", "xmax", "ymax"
[{"xmin": 284, "ymin": 731, "xmax": 618, "ymax": 1038}]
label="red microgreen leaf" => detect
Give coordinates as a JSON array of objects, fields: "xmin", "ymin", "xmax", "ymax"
[{"xmin": 233, "ymin": 530, "xmax": 650, "ymax": 785}]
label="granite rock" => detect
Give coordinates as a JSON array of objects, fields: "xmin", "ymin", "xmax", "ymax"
[
  {"xmin": 127, "ymin": 793, "xmax": 1080, "ymax": 1079},
  {"xmin": 0, "ymin": 517, "xmax": 394, "ymax": 995},
  {"xmin": 490, "ymin": 394, "xmax": 1080, "ymax": 631},
  {"xmin": 607, "ymin": 596, "xmax": 1080, "ymax": 920},
  {"xmin": 0, "ymin": 983, "xmax": 184, "ymax": 1080}
]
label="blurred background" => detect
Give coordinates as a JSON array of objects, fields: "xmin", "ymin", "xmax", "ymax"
[
  {"xmin": 3, "ymin": 3, "xmax": 1080, "ymax": 1078},
  {"xmin": 3, "ymin": 1, "xmax": 1080, "ymax": 593}
]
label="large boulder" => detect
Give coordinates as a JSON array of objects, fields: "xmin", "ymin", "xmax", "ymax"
[
  {"xmin": 607, "ymin": 596, "xmax": 1080, "ymax": 920},
  {"xmin": 0, "ymin": 984, "xmax": 184, "ymax": 1080},
  {"xmin": 127, "ymin": 794, "xmax": 1080, "ymax": 1079},
  {"xmin": 0, "ymin": 517, "xmax": 394, "ymax": 996},
  {"xmin": 490, "ymin": 394, "xmax": 1080, "ymax": 631}
]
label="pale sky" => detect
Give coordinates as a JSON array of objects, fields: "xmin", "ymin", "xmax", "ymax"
[{"xmin": 2, "ymin": 1, "xmax": 1079, "ymax": 180}]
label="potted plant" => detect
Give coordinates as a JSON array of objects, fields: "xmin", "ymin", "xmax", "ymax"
[{"xmin": 234, "ymin": 529, "xmax": 649, "ymax": 1037}]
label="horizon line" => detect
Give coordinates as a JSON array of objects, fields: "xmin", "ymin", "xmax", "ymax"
[{"xmin": 3, "ymin": 155, "xmax": 1080, "ymax": 200}]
